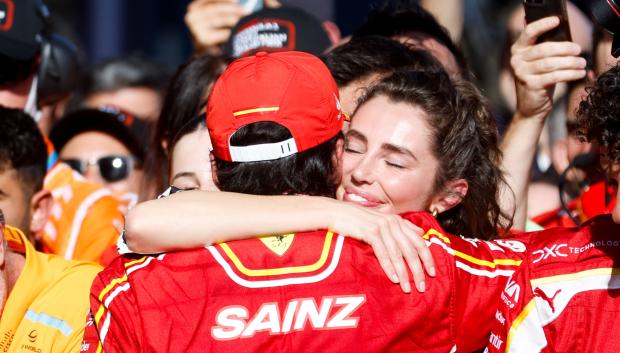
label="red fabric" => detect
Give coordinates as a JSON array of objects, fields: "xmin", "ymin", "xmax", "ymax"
[
  {"xmin": 98, "ymin": 244, "xmax": 120, "ymax": 267},
  {"xmin": 207, "ymin": 51, "xmax": 344, "ymax": 162},
  {"xmin": 531, "ymin": 180, "xmax": 616, "ymax": 229},
  {"xmin": 83, "ymin": 212, "xmax": 530, "ymax": 353},
  {"xmin": 486, "ymin": 214, "xmax": 620, "ymax": 352}
]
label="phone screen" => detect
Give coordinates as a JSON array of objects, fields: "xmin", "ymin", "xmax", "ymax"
[
  {"xmin": 239, "ymin": 0, "xmax": 263, "ymax": 14},
  {"xmin": 523, "ymin": 0, "xmax": 572, "ymax": 42}
]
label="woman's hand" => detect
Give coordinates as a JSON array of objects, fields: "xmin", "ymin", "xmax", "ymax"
[{"xmin": 326, "ymin": 200, "xmax": 436, "ymax": 294}]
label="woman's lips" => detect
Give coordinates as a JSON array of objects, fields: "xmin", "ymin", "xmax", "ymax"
[{"xmin": 342, "ymin": 189, "xmax": 384, "ymax": 208}]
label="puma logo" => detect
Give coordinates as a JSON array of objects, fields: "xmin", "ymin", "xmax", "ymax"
[{"xmin": 534, "ymin": 288, "xmax": 562, "ymax": 313}]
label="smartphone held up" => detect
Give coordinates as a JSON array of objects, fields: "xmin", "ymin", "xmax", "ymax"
[{"xmin": 523, "ymin": 0, "xmax": 572, "ymax": 43}]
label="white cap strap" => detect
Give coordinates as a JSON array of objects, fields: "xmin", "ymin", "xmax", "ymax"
[{"xmin": 229, "ymin": 138, "xmax": 298, "ymax": 162}]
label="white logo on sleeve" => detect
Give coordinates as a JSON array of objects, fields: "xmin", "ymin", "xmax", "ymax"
[
  {"xmin": 500, "ymin": 278, "xmax": 521, "ymax": 309},
  {"xmin": 532, "ymin": 244, "xmax": 568, "ymax": 264}
]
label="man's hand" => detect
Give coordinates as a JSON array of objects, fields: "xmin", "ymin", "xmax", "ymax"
[
  {"xmin": 510, "ymin": 16, "xmax": 586, "ymax": 120},
  {"xmin": 500, "ymin": 16, "xmax": 587, "ymax": 230},
  {"xmin": 185, "ymin": 0, "xmax": 248, "ymax": 55}
]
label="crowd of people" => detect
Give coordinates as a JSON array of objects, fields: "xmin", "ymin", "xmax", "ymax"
[{"xmin": 0, "ymin": 0, "xmax": 619, "ymax": 352}]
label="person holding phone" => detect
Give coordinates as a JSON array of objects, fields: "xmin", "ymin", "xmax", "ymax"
[
  {"xmin": 185, "ymin": 0, "xmax": 278, "ymax": 55},
  {"xmin": 499, "ymin": 12, "xmax": 588, "ymax": 230},
  {"xmin": 486, "ymin": 62, "xmax": 620, "ymax": 353}
]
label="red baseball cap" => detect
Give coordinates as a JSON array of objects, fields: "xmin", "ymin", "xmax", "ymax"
[{"xmin": 207, "ymin": 51, "xmax": 343, "ymax": 162}]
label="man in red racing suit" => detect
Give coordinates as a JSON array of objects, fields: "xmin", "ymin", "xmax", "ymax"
[
  {"xmin": 485, "ymin": 58, "xmax": 620, "ymax": 353},
  {"xmin": 485, "ymin": 214, "xmax": 620, "ymax": 353},
  {"xmin": 82, "ymin": 211, "xmax": 528, "ymax": 353},
  {"xmin": 82, "ymin": 51, "xmax": 529, "ymax": 353}
]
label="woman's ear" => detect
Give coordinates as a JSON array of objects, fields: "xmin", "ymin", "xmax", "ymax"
[{"xmin": 428, "ymin": 179, "xmax": 469, "ymax": 214}]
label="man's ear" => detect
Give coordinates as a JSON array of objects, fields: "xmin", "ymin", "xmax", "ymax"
[
  {"xmin": 28, "ymin": 190, "xmax": 53, "ymax": 241},
  {"xmin": 209, "ymin": 152, "xmax": 220, "ymax": 189},
  {"xmin": 551, "ymin": 138, "xmax": 569, "ymax": 176},
  {"xmin": 428, "ymin": 179, "xmax": 469, "ymax": 214}
]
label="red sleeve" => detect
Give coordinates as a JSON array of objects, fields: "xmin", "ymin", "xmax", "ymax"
[
  {"xmin": 401, "ymin": 211, "xmax": 531, "ymax": 351},
  {"xmin": 484, "ymin": 254, "xmax": 542, "ymax": 353},
  {"xmin": 84, "ymin": 256, "xmax": 144, "ymax": 353},
  {"xmin": 436, "ymin": 234, "xmax": 529, "ymax": 352}
]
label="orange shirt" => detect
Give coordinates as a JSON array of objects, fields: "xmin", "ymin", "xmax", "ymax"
[
  {"xmin": 0, "ymin": 225, "xmax": 101, "ymax": 353},
  {"xmin": 42, "ymin": 163, "xmax": 125, "ymax": 264}
]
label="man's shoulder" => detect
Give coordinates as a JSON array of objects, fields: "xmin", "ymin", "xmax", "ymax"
[
  {"xmin": 30, "ymin": 252, "xmax": 101, "ymax": 303},
  {"xmin": 14, "ymin": 254, "xmax": 101, "ymax": 353},
  {"xmin": 524, "ymin": 214, "xmax": 620, "ymax": 275}
]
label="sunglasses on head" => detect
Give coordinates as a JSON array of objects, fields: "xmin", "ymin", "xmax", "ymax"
[{"xmin": 62, "ymin": 155, "xmax": 135, "ymax": 183}]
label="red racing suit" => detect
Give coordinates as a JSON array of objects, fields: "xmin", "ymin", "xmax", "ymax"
[
  {"xmin": 485, "ymin": 214, "xmax": 620, "ymax": 353},
  {"xmin": 82, "ymin": 212, "xmax": 529, "ymax": 353},
  {"xmin": 531, "ymin": 180, "xmax": 616, "ymax": 228}
]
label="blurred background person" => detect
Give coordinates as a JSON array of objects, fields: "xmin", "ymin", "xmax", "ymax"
[
  {"xmin": 0, "ymin": 210, "xmax": 101, "ymax": 353},
  {"xmin": 0, "ymin": 108, "xmax": 101, "ymax": 353},
  {"xmin": 68, "ymin": 55, "xmax": 170, "ymax": 123},
  {"xmin": 0, "ymin": 0, "xmax": 124, "ymax": 264},
  {"xmin": 222, "ymin": 6, "xmax": 333, "ymax": 58},
  {"xmin": 147, "ymin": 53, "xmax": 228, "ymax": 194},
  {"xmin": 50, "ymin": 108, "xmax": 151, "ymax": 207},
  {"xmin": 322, "ymin": 36, "xmax": 443, "ymax": 117},
  {"xmin": 352, "ymin": 0, "xmax": 468, "ymax": 78},
  {"xmin": 0, "ymin": 107, "xmax": 51, "ymax": 246}
]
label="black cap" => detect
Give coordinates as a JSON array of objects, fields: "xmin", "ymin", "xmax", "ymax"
[
  {"xmin": 49, "ymin": 108, "xmax": 151, "ymax": 163},
  {"xmin": 591, "ymin": 0, "xmax": 620, "ymax": 58},
  {"xmin": 0, "ymin": 0, "xmax": 45, "ymax": 60},
  {"xmin": 224, "ymin": 6, "xmax": 330, "ymax": 58}
]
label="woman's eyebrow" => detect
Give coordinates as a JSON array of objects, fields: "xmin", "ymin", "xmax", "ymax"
[
  {"xmin": 345, "ymin": 129, "xmax": 367, "ymax": 143},
  {"xmin": 381, "ymin": 143, "xmax": 418, "ymax": 162}
]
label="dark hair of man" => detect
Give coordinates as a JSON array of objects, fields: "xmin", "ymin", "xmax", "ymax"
[
  {"xmin": 352, "ymin": 0, "xmax": 469, "ymax": 76},
  {"xmin": 215, "ymin": 122, "xmax": 343, "ymax": 197},
  {"xmin": 322, "ymin": 35, "xmax": 443, "ymax": 88},
  {"xmin": 143, "ymin": 54, "xmax": 229, "ymax": 192},
  {"xmin": 0, "ymin": 54, "xmax": 38, "ymax": 87},
  {"xmin": 577, "ymin": 64, "xmax": 620, "ymax": 171},
  {"xmin": 0, "ymin": 106, "xmax": 47, "ymax": 199},
  {"xmin": 356, "ymin": 69, "xmax": 512, "ymax": 239},
  {"xmin": 67, "ymin": 55, "xmax": 170, "ymax": 110}
]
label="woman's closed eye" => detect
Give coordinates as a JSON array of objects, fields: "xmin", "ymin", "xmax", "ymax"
[{"xmin": 385, "ymin": 160, "xmax": 406, "ymax": 169}]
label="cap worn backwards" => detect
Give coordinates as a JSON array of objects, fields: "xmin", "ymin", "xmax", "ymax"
[{"xmin": 207, "ymin": 51, "xmax": 343, "ymax": 163}]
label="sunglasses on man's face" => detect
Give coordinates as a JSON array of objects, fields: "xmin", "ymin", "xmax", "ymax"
[{"xmin": 62, "ymin": 155, "xmax": 135, "ymax": 183}]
